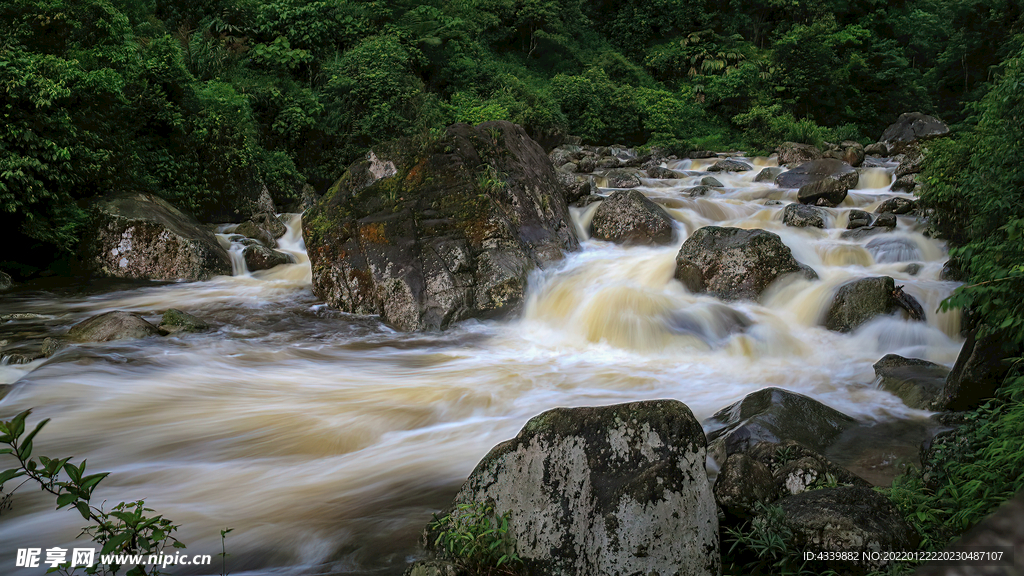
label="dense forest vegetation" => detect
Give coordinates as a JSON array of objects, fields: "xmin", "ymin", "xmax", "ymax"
[{"xmin": 1, "ymin": 0, "xmax": 1022, "ymax": 272}]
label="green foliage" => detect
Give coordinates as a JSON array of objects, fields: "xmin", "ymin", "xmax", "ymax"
[
  {"xmin": 0, "ymin": 410, "xmax": 184, "ymax": 575},
  {"xmin": 723, "ymin": 503, "xmax": 812, "ymax": 575},
  {"xmin": 430, "ymin": 501, "xmax": 524, "ymax": 575}
]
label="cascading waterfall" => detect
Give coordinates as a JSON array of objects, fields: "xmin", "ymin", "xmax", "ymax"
[{"xmin": 0, "ymin": 160, "xmax": 964, "ymax": 575}]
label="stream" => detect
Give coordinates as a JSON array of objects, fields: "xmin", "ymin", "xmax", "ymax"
[{"xmin": 0, "ymin": 156, "xmax": 962, "ymax": 574}]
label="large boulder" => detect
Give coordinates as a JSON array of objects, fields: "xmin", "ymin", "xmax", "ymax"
[
  {"xmin": 824, "ymin": 276, "xmax": 925, "ymax": 332},
  {"xmin": 776, "ymin": 486, "xmax": 920, "ymax": 575},
  {"xmin": 438, "ymin": 400, "xmax": 720, "ymax": 576},
  {"xmin": 875, "ymin": 197, "xmax": 917, "ymax": 215},
  {"xmin": 302, "ymin": 121, "xmax": 579, "ymax": 331},
  {"xmin": 707, "ymin": 159, "xmax": 752, "ymax": 172},
  {"xmin": 782, "ymin": 204, "xmax": 827, "ymax": 228},
  {"xmin": 880, "ymin": 112, "xmax": 950, "ymax": 154},
  {"xmin": 754, "ymin": 167, "xmax": 784, "ymax": 183},
  {"xmin": 590, "ymin": 190, "xmax": 675, "ymax": 246},
  {"xmin": 601, "ymin": 169, "xmax": 642, "ymax": 188},
  {"xmin": 234, "ymin": 212, "xmax": 287, "ymax": 248},
  {"xmin": 675, "ymin": 227, "xmax": 817, "ymax": 301},
  {"xmin": 872, "ymin": 354, "xmax": 949, "ymax": 410},
  {"xmin": 243, "ymin": 244, "xmax": 294, "ymax": 271},
  {"xmin": 775, "ymin": 142, "xmax": 822, "ymax": 166},
  {"xmin": 775, "ymin": 159, "xmax": 859, "ymax": 190},
  {"xmin": 706, "ymin": 388, "xmax": 857, "ymax": 462},
  {"xmin": 937, "ymin": 328, "xmax": 1015, "ymax": 411},
  {"xmin": 43, "ymin": 311, "xmax": 160, "ymax": 357},
  {"xmin": 80, "ymin": 193, "xmax": 232, "ymax": 281}
]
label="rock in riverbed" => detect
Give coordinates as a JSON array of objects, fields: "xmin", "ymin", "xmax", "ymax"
[{"xmin": 590, "ymin": 190, "xmax": 675, "ymax": 245}]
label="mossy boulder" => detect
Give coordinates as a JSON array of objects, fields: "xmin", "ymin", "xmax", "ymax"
[
  {"xmin": 675, "ymin": 227, "xmax": 817, "ymax": 301},
  {"xmin": 824, "ymin": 276, "xmax": 924, "ymax": 332},
  {"xmin": 303, "ymin": 121, "xmax": 579, "ymax": 331},
  {"xmin": 775, "ymin": 142, "xmax": 823, "ymax": 166},
  {"xmin": 775, "ymin": 159, "xmax": 859, "ymax": 190},
  {"xmin": 872, "ymin": 354, "xmax": 949, "ymax": 410},
  {"xmin": 159, "ymin": 309, "xmax": 210, "ymax": 334},
  {"xmin": 590, "ymin": 189, "xmax": 675, "ymax": 246},
  {"xmin": 438, "ymin": 400, "xmax": 720, "ymax": 576},
  {"xmin": 43, "ymin": 311, "xmax": 160, "ymax": 357},
  {"xmin": 81, "ymin": 192, "xmax": 231, "ymax": 281}
]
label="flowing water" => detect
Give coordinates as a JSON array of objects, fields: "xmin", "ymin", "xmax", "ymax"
[{"xmin": 0, "ymin": 161, "xmax": 963, "ymax": 574}]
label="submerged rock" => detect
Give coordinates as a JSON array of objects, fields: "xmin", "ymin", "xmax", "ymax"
[
  {"xmin": 775, "ymin": 159, "xmax": 859, "ymax": 190},
  {"xmin": 303, "ymin": 121, "xmax": 579, "ymax": 331},
  {"xmin": 44, "ymin": 311, "xmax": 160, "ymax": 357},
  {"xmin": 701, "ymin": 176, "xmax": 724, "ymax": 187},
  {"xmin": 590, "ymin": 190, "xmax": 675, "ymax": 246},
  {"xmin": 687, "ymin": 185, "xmax": 713, "ymax": 197},
  {"xmin": 776, "ymin": 486, "xmax": 919, "ymax": 575},
  {"xmin": 706, "ymin": 387, "xmax": 857, "ymax": 461},
  {"xmin": 783, "ymin": 203, "xmax": 827, "ymax": 228},
  {"xmin": 866, "ymin": 236, "xmax": 919, "ymax": 263},
  {"xmin": 159, "ymin": 309, "xmax": 210, "ymax": 334},
  {"xmin": 437, "ymin": 400, "xmax": 720, "ymax": 576},
  {"xmin": 81, "ymin": 192, "xmax": 231, "ymax": 281},
  {"xmin": 675, "ymin": 227, "xmax": 817, "ymax": 301},
  {"xmin": 873, "ymin": 354, "xmax": 949, "ymax": 409}
]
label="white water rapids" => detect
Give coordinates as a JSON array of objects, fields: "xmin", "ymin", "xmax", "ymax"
[{"xmin": 0, "ymin": 158, "xmax": 962, "ymax": 574}]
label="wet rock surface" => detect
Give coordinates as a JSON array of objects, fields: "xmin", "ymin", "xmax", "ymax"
[
  {"xmin": 825, "ymin": 276, "xmax": 925, "ymax": 332},
  {"xmin": 159, "ymin": 309, "xmax": 210, "ymax": 334},
  {"xmin": 675, "ymin": 227, "xmax": 817, "ymax": 301},
  {"xmin": 776, "ymin": 159, "xmax": 859, "ymax": 190},
  {"xmin": 798, "ymin": 178, "xmax": 849, "ymax": 207},
  {"xmin": 81, "ymin": 192, "xmax": 232, "ymax": 282},
  {"xmin": 775, "ymin": 142, "xmax": 823, "ymax": 166},
  {"xmin": 243, "ymin": 244, "xmax": 294, "ymax": 271},
  {"xmin": 880, "ymin": 112, "xmax": 950, "ymax": 154},
  {"xmin": 303, "ymin": 121, "xmax": 579, "ymax": 331},
  {"xmin": 938, "ymin": 328, "xmax": 1016, "ymax": 411},
  {"xmin": 590, "ymin": 189, "xmax": 675, "ymax": 246},
  {"xmin": 783, "ymin": 203, "xmax": 828, "ymax": 228},
  {"xmin": 872, "ymin": 354, "xmax": 949, "ymax": 410},
  {"xmin": 43, "ymin": 311, "xmax": 161, "ymax": 357},
  {"xmin": 436, "ymin": 400, "xmax": 720, "ymax": 576}
]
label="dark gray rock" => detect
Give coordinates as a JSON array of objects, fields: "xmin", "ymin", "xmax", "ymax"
[
  {"xmin": 776, "ymin": 159, "xmax": 859, "ymax": 190},
  {"xmin": 714, "ymin": 453, "xmax": 775, "ymax": 517},
  {"xmin": 706, "ymin": 388, "xmax": 857, "ymax": 461},
  {"xmin": 159, "ymin": 309, "xmax": 210, "ymax": 334},
  {"xmin": 864, "ymin": 142, "xmax": 888, "ymax": 156},
  {"xmin": 574, "ymin": 194, "xmax": 605, "ymax": 208},
  {"xmin": 602, "ymin": 169, "xmax": 642, "ymax": 188},
  {"xmin": 891, "ymin": 174, "xmax": 917, "ymax": 192},
  {"xmin": 646, "ymin": 166, "xmax": 676, "ymax": 179},
  {"xmin": 775, "ymin": 142, "xmax": 823, "ymax": 166},
  {"xmin": 840, "ymin": 225, "xmax": 890, "ymax": 240},
  {"xmin": 701, "ymin": 176, "xmax": 724, "ymax": 187},
  {"xmin": 707, "ymin": 159, "xmax": 752, "ymax": 172},
  {"xmin": 937, "ymin": 328, "xmax": 1016, "ymax": 411},
  {"xmin": 81, "ymin": 192, "xmax": 232, "ymax": 282},
  {"xmin": 825, "ymin": 276, "xmax": 901, "ymax": 332},
  {"xmin": 754, "ymin": 167, "xmax": 784, "ymax": 183},
  {"xmin": 41, "ymin": 337, "xmax": 68, "ymax": 357},
  {"xmin": 675, "ymin": 227, "xmax": 817, "ymax": 302},
  {"xmin": 873, "ymin": 354, "xmax": 949, "ymax": 410},
  {"xmin": 940, "ymin": 259, "xmax": 967, "ymax": 282},
  {"xmin": 798, "ymin": 178, "xmax": 849, "ymax": 207},
  {"xmin": 234, "ymin": 213, "xmax": 285, "ymax": 249},
  {"xmin": 777, "ymin": 486, "xmax": 920, "ymax": 575},
  {"xmin": 688, "ymin": 185, "xmax": 713, "ymax": 197},
  {"xmin": 873, "ymin": 212, "xmax": 898, "ymax": 228},
  {"xmin": 590, "ymin": 190, "xmax": 675, "ymax": 246},
  {"xmin": 43, "ymin": 311, "xmax": 160, "ymax": 357},
  {"xmin": 875, "ymin": 197, "xmax": 917, "ymax": 215},
  {"xmin": 577, "ymin": 156, "xmax": 596, "ymax": 173},
  {"xmin": 303, "ymin": 121, "xmax": 579, "ymax": 331},
  {"xmin": 0, "ymin": 271, "xmax": 11, "ymax": 291},
  {"xmin": 403, "ymin": 560, "xmax": 466, "ymax": 576},
  {"xmin": 894, "ymin": 149, "xmax": 924, "ymax": 178},
  {"xmin": 783, "ymin": 204, "xmax": 827, "ymax": 228},
  {"xmin": 754, "ymin": 441, "xmax": 869, "ymax": 497},
  {"xmin": 689, "ymin": 150, "xmax": 717, "ymax": 159},
  {"xmin": 847, "ymin": 209, "xmax": 873, "ymax": 229},
  {"xmin": 866, "ymin": 236, "xmax": 921, "ymax": 263},
  {"xmin": 880, "ymin": 112, "xmax": 950, "ymax": 154},
  {"xmin": 440, "ymin": 400, "xmax": 720, "ymax": 576},
  {"xmin": 903, "ymin": 263, "xmax": 922, "ymax": 276},
  {"xmin": 243, "ymin": 244, "xmax": 294, "ymax": 271}
]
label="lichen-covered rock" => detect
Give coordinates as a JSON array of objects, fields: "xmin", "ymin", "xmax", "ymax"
[
  {"xmin": 847, "ymin": 209, "xmax": 873, "ymax": 229},
  {"xmin": 776, "ymin": 486, "xmax": 920, "ymax": 575},
  {"xmin": 707, "ymin": 159, "xmax": 752, "ymax": 172},
  {"xmin": 891, "ymin": 173, "xmax": 917, "ymax": 192},
  {"xmin": 675, "ymin": 227, "xmax": 817, "ymax": 301},
  {"xmin": 783, "ymin": 204, "xmax": 827, "ymax": 228},
  {"xmin": 80, "ymin": 193, "xmax": 232, "ymax": 282},
  {"xmin": 864, "ymin": 142, "xmax": 888, "ymax": 156},
  {"xmin": 872, "ymin": 354, "xmax": 949, "ymax": 410},
  {"xmin": 441, "ymin": 400, "xmax": 720, "ymax": 576},
  {"xmin": 688, "ymin": 185, "xmax": 713, "ymax": 197},
  {"xmin": 243, "ymin": 244, "xmax": 294, "ymax": 271},
  {"xmin": 873, "ymin": 212, "xmax": 897, "ymax": 228},
  {"xmin": 775, "ymin": 159, "xmax": 859, "ymax": 190},
  {"xmin": 590, "ymin": 190, "xmax": 675, "ymax": 246},
  {"xmin": 303, "ymin": 121, "xmax": 579, "ymax": 331},
  {"xmin": 159, "ymin": 309, "xmax": 210, "ymax": 334},
  {"xmin": 746, "ymin": 441, "xmax": 868, "ymax": 497},
  {"xmin": 875, "ymin": 197, "xmax": 917, "ymax": 215},
  {"xmin": 43, "ymin": 311, "xmax": 160, "ymax": 357},
  {"xmin": 797, "ymin": 178, "xmax": 849, "ymax": 207},
  {"xmin": 824, "ymin": 276, "xmax": 901, "ymax": 332},
  {"xmin": 880, "ymin": 112, "xmax": 949, "ymax": 154},
  {"xmin": 937, "ymin": 328, "xmax": 1016, "ymax": 411},
  {"xmin": 706, "ymin": 388, "xmax": 857, "ymax": 461},
  {"xmin": 235, "ymin": 212, "xmax": 287, "ymax": 248},
  {"xmin": 714, "ymin": 452, "xmax": 776, "ymax": 517},
  {"xmin": 753, "ymin": 167, "xmax": 784, "ymax": 183},
  {"xmin": 775, "ymin": 142, "xmax": 823, "ymax": 166}
]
